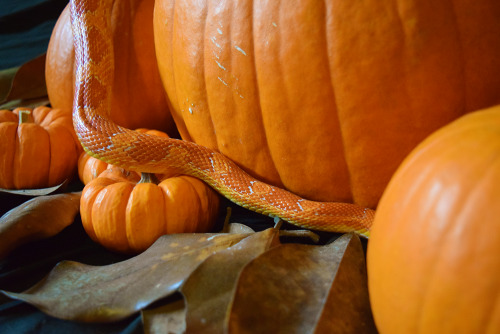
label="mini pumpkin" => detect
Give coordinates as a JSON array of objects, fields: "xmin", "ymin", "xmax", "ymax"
[
  {"xmin": 81, "ymin": 167, "xmax": 220, "ymax": 253},
  {"xmin": 367, "ymin": 105, "xmax": 500, "ymax": 333},
  {"xmin": 0, "ymin": 107, "xmax": 80, "ymax": 189},
  {"xmin": 78, "ymin": 128, "xmax": 168, "ymax": 185}
]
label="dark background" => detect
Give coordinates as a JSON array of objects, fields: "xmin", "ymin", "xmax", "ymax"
[{"xmin": 0, "ymin": 0, "xmax": 67, "ymax": 70}]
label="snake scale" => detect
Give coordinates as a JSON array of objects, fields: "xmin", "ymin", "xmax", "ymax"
[{"xmin": 70, "ymin": 0, "xmax": 374, "ymax": 238}]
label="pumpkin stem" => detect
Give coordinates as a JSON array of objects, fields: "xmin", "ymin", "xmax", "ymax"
[
  {"xmin": 18, "ymin": 109, "xmax": 33, "ymax": 124},
  {"xmin": 138, "ymin": 172, "xmax": 159, "ymax": 184}
]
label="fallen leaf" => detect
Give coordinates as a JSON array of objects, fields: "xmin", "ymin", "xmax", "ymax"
[
  {"xmin": 142, "ymin": 298, "xmax": 186, "ymax": 334},
  {"xmin": 0, "ymin": 180, "xmax": 68, "ymax": 196},
  {"xmin": 181, "ymin": 228, "xmax": 280, "ymax": 333},
  {"xmin": 312, "ymin": 235, "xmax": 377, "ymax": 333},
  {"xmin": 226, "ymin": 222, "xmax": 255, "ymax": 234},
  {"xmin": 0, "ymin": 54, "xmax": 47, "ymax": 107},
  {"xmin": 1, "ymin": 232, "xmax": 251, "ymax": 322},
  {"xmin": 219, "ymin": 206, "xmax": 255, "ymax": 234},
  {"xmin": 227, "ymin": 233, "xmax": 377, "ymax": 334},
  {"xmin": 0, "ymin": 192, "xmax": 81, "ymax": 259}
]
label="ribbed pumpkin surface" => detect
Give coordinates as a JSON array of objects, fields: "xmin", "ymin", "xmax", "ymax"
[
  {"xmin": 153, "ymin": 0, "xmax": 500, "ymax": 208},
  {"xmin": 367, "ymin": 105, "xmax": 500, "ymax": 334}
]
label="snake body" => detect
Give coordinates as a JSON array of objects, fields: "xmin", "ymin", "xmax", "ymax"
[{"xmin": 70, "ymin": 0, "xmax": 374, "ymax": 238}]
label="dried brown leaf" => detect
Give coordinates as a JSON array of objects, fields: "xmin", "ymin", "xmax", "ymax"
[
  {"xmin": 1, "ymin": 232, "xmax": 251, "ymax": 322},
  {"xmin": 142, "ymin": 299, "xmax": 186, "ymax": 334},
  {"xmin": 228, "ymin": 233, "xmax": 377, "ymax": 334},
  {"xmin": 0, "ymin": 192, "xmax": 81, "ymax": 259},
  {"xmin": 0, "ymin": 180, "xmax": 68, "ymax": 196},
  {"xmin": 181, "ymin": 228, "xmax": 280, "ymax": 333},
  {"xmin": 0, "ymin": 54, "xmax": 47, "ymax": 106},
  {"xmin": 226, "ymin": 222, "xmax": 255, "ymax": 234},
  {"xmin": 220, "ymin": 207, "xmax": 255, "ymax": 234},
  {"xmin": 312, "ymin": 236, "xmax": 377, "ymax": 333}
]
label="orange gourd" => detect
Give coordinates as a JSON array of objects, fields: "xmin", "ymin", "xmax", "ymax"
[
  {"xmin": 78, "ymin": 128, "xmax": 169, "ymax": 185},
  {"xmin": 0, "ymin": 107, "xmax": 80, "ymax": 189},
  {"xmin": 367, "ymin": 105, "xmax": 500, "ymax": 333},
  {"xmin": 81, "ymin": 167, "xmax": 220, "ymax": 254},
  {"xmin": 153, "ymin": 0, "xmax": 500, "ymax": 208},
  {"xmin": 77, "ymin": 153, "xmax": 108, "ymax": 186},
  {"xmin": 46, "ymin": 0, "xmax": 176, "ymax": 134}
]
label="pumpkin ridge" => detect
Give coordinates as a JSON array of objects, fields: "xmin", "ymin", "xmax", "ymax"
[
  {"xmin": 484, "ymin": 294, "xmax": 500, "ymax": 334},
  {"xmin": 247, "ymin": 2, "xmax": 283, "ymax": 186},
  {"xmin": 227, "ymin": 0, "xmax": 283, "ymax": 188},
  {"xmin": 202, "ymin": 1, "xmax": 224, "ymax": 150},
  {"xmin": 250, "ymin": 1, "xmax": 299, "ymax": 194},
  {"xmin": 322, "ymin": 0, "xmax": 353, "ymax": 201},
  {"xmin": 413, "ymin": 200, "xmax": 465, "ymax": 333},
  {"xmin": 417, "ymin": 162, "xmax": 498, "ymax": 331},
  {"xmin": 153, "ymin": 0, "xmax": 191, "ymax": 141},
  {"xmin": 174, "ymin": 0, "xmax": 218, "ymax": 147},
  {"xmin": 0, "ymin": 123, "xmax": 17, "ymax": 189},
  {"xmin": 267, "ymin": 2, "xmax": 292, "ymax": 189},
  {"xmin": 179, "ymin": 177, "xmax": 203, "ymax": 232}
]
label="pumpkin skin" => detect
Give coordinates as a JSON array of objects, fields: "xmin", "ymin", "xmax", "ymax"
[
  {"xmin": 81, "ymin": 167, "xmax": 220, "ymax": 254},
  {"xmin": 0, "ymin": 107, "xmax": 80, "ymax": 189},
  {"xmin": 367, "ymin": 105, "xmax": 500, "ymax": 334},
  {"xmin": 46, "ymin": 1, "xmax": 176, "ymax": 133},
  {"xmin": 153, "ymin": 0, "xmax": 500, "ymax": 208},
  {"xmin": 78, "ymin": 128, "xmax": 169, "ymax": 185},
  {"xmin": 77, "ymin": 152, "xmax": 108, "ymax": 186}
]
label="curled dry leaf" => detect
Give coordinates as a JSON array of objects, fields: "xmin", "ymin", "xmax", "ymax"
[
  {"xmin": 0, "ymin": 192, "xmax": 81, "ymax": 259},
  {"xmin": 181, "ymin": 228, "xmax": 280, "ymax": 333},
  {"xmin": 0, "ymin": 180, "xmax": 67, "ymax": 196},
  {"xmin": 219, "ymin": 207, "xmax": 255, "ymax": 234},
  {"xmin": 142, "ymin": 298, "xmax": 186, "ymax": 334},
  {"xmin": 228, "ymin": 233, "xmax": 377, "ymax": 334},
  {"xmin": 0, "ymin": 54, "xmax": 47, "ymax": 106},
  {"xmin": 226, "ymin": 222, "xmax": 255, "ymax": 234},
  {"xmin": 1, "ymin": 232, "xmax": 252, "ymax": 322}
]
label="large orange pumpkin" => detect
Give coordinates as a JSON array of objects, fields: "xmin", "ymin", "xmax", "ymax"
[
  {"xmin": 153, "ymin": 0, "xmax": 500, "ymax": 208},
  {"xmin": 367, "ymin": 105, "xmax": 500, "ymax": 333},
  {"xmin": 0, "ymin": 107, "xmax": 80, "ymax": 189},
  {"xmin": 46, "ymin": 0, "xmax": 175, "ymax": 133},
  {"xmin": 81, "ymin": 167, "xmax": 220, "ymax": 254}
]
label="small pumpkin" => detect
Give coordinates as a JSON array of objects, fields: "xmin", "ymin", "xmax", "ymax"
[
  {"xmin": 0, "ymin": 107, "xmax": 80, "ymax": 189},
  {"xmin": 81, "ymin": 167, "xmax": 220, "ymax": 254},
  {"xmin": 367, "ymin": 105, "xmax": 500, "ymax": 333},
  {"xmin": 78, "ymin": 128, "xmax": 169, "ymax": 185},
  {"xmin": 77, "ymin": 153, "xmax": 108, "ymax": 186},
  {"xmin": 46, "ymin": 1, "xmax": 176, "ymax": 134}
]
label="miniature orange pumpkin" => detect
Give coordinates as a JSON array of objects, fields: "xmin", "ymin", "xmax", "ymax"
[
  {"xmin": 46, "ymin": 1, "xmax": 175, "ymax": 134},
  {"xmin": 367, "ymin": 105, "xmax": 500, "ymax": 333},
  {"xmin": 77, "ymin": 153, "xmax": 108, "ymax": 186},
  {"xmin": 78, "ymin": 128, "xmax": 169, "ymax": 185},
  {"xmin": 81, "ymin": 167, "xmax": 220, "ymax": 253},
  {"xmin": 154, "ymin": 0, "xmax": 500, "ymax": 208},
  {"xmin": 0, "ymin": 107, "xmax": 80, "ymax": 189}
]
